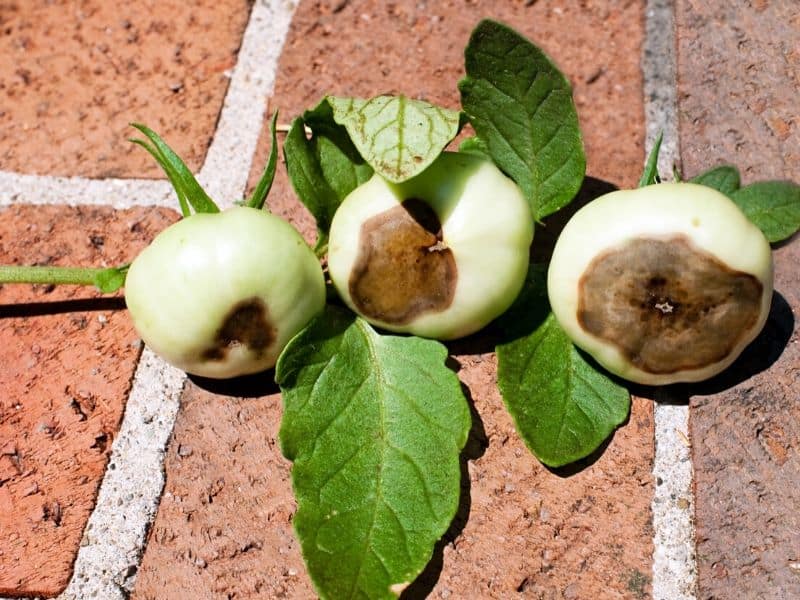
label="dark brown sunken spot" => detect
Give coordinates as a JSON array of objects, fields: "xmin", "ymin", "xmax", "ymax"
[
  {"xmin": 349, "ymin": 198, "xmax": 457, "ymax": 325},
  {"xmin": 577, "ymin": 235, "xmax": 763, "ymax": 374},
  {"xmin": 201, "ymin": 297, "xmax": 276, "ymax": 361}
]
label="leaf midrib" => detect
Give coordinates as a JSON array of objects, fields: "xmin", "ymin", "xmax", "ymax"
[{"xmin": 346, "ymin": 320, "xmax": 389, "ymax": 599}]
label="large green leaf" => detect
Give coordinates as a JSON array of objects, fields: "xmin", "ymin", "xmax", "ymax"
[
  {"xmin": 731, "ymin": 180, "xmax": 800, "ymax": 243},
  {"xmin": 496, "ymin": 266, "xmax": 630, "ymax": 467},
  {"xmin": 459, "ymin": 19, "xmax": 585, "ymax": 219},
  {"xmin": 284, "ymin": 100, "xmax": 373, "ymax": 251},
  {"xmin": 690, "ymin": 165, "xmax": 741, "ymax": 196},
  {"xmin": 277, "ymin": 307, "xmax": 470, "ymax": 599},
  {"xmin": 326, "ymin": 95, "xmax": 461, "ymax": 184}
]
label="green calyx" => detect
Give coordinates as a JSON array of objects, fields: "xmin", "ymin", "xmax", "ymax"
[
  {"xmin": 129, "ymin": 123, "xmax": 220, "ymax": 216},
  {"xmin": 129, "ymin": 113, "xmax": 281, "ymax": 216}
]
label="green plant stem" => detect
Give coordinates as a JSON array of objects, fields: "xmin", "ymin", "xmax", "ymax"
[{"xmin": 0, "ymin": 265, "xmax": 107, "ymax": 287}]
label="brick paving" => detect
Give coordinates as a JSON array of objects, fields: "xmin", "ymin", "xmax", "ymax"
[
  {"xmin": 0, "ymin": 0, "xmax": 796, "ymax": 598},
  {"xmin": 0, "ymin": 0, "xmax": 251, "ymax": 178},
  {"xmin": 0, "ymin": 205, "xmax": 177, "ymax": 596},
  {"xmin": 133, "ymin": 381, "xmax": 314, "ymax": 600},
  {"xmin": 677, "ymin": 2, "xmax": 800, "ymax": 598}
]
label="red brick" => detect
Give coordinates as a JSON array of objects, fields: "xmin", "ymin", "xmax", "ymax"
[
  {"xmin": 677, "ymin": 2, "xmax": 800, "ymax": 597},
  {"xmin": 677, "ymin": 1, "xmax": 800, "ymax": 183},
  {"xmin": 0, "ymin": 0, "xmax": 251, "ymax": 178},
  {"xmin": 132, "ymin": 381, "xmax": 315, "ymax": 600},
  {"xmin": 0, "ymin": 205, "xmax": 178, "ymax": 597}
]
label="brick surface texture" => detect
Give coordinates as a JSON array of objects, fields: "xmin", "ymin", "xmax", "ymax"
[
  {"xmin": 0, "ymin": 205, "xmax": 177, "ymax": 597},
  {"xmin": 0, "ymin": 0, "xmax": 250, "ymax": 178},
  {"xmin": 677, "ymin": 1, "xmax": 800, "ymax": 598},
  {"xmin": 133, "ymin": 381, "xmax": 315, "ymax": 599}
]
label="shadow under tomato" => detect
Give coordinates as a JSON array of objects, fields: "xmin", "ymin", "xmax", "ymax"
[
  {"xmin": 444, "ymin": 323, "xmax": 503, "ymax": 356},
  {"xmin": 188, "ymin": 368, "xmax": 280, "ymax": 398},
  {"xmin": 402, "ymin": 362, "xmax": 488, "ymax": 600}
]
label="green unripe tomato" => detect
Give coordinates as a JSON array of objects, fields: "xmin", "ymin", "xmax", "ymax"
[
  {"xmin": 328, "ymin": 152, "xmax": 534, "ymax": 340},
  {"xmin": 125, "ymin": 206, "xmax": 325, "ymax": 378},
  {"xmin": 547, "ymin": 182, "xmax": 773, "ymax": 385}
]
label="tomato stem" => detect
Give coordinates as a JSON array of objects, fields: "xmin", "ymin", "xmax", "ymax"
[
  {"xmin": 0, "ymin": 264, "xmax": 128, "ymax": 293},
  {"xmin": 130, "ymin": 123, "xmax": 220, "ymax": 216},
  {"xmin": 0, "ymin": 265, "xmax": 103, "ymax": 286}
]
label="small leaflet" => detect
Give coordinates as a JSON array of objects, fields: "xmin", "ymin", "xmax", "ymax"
[
  {"xmin": 496, "ymin": 266, "xmax": 630, "ymax": 467},
  {"xmin": 326, "ymin": 95, "xmax": 462, "ymax": 184}
]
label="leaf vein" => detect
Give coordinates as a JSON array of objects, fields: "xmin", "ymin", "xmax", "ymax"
[
  {"xmin": 387, "ymin": 442, "xmax": 438, "ymax": 522},
  {"xmin": 310, "ymin": 373, "xmax": 370, "ymax": 459},
  {"xmin": 317, "ymin": 441, "xmax": 370, "ymax": 501}
]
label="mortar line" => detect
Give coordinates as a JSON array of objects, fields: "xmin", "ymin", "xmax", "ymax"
[
  {"xmin": 0, "ymin": 0, "xmax": 296, "ymax": 211},
  {"xmin": 643, "ymin": 1, "xmax": 698, "ymax": 599},
  {"xmin": 0, "ymin": 173, "xmax": 176, "ymax": 209},
  {"xmin": 56, "ymin": 348, "xmax": 185, "ymax": 600},
  {"xmin": 197, "ymin": 0, "xmax": 297, "ymax": 207},
  {"xmin": 0, "ymin": 1, "xmax": 297, "ymax": 598}
]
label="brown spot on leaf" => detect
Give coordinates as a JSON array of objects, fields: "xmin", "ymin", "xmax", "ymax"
[
  {"xmin": 577, "ymin": 236, "xmax": 763, "ymax": 374},
  {"xmin": 349, "ymin": 198, "xmax": 457, "ymax": 324},
  {"xmin": 201, "ymin": 297, "xmax": 276, "ymax": 361}
]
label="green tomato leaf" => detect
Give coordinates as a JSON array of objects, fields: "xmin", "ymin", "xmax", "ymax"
[
  {"xmin": 638, "ymin": 131, "xmax": 663, "ymax": 188},
  {"xmin": 459, "ymin": 19, "xmax": 585, "ymax": 220},
  {"xmin": 690, "ymin": 165, "xmax": 741, "ymax": 196},
  {"xmin": 496, "ymin": 265, "xmax": 630, "ymax": 467},
  {"xmin": 284, "ymin": 101, "xmax": 373, "ymax": 250},
  {"xmin": 304, "ymin": 100, "xmax": 375, "ymax": 204},
  {"xmin": 93, "ymin": 264, "xmax": 129, "ymax": 294},
  {"xmin": 731, "ymin": 180, "xmax": 800, "ymax": 243},
  {"xmin": 277, "ymin": 307, "xmax": 470, "ymax": 599},
  {"xmin": 325, "ymin": 95, "xmax": 462, "ymax": 183}
]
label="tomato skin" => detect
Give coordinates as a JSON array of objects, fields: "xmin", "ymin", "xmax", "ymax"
[
  {"xmin": 124, "ymin": 206, "xmax": 325, "ymax": 378},
  {"xmin": 547, "ymin": 182, "xmax": 773, "ymax": 385},
  {"xmin": 327, "ymin": 152, "xmax": 534, "ymax": 340}
]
